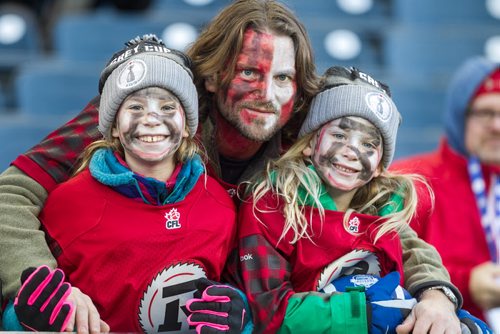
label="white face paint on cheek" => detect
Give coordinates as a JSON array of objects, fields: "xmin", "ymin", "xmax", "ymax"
[{"xmin": 310, "ymin": 119, "xmax": 382, "ymax": 192}]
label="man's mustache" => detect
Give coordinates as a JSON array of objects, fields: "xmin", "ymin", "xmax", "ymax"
[{"xmin": 239, "ymin": 101, "xmax": 278, "ymax": 114}]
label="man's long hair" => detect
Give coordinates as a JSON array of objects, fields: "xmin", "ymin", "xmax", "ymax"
[{"xmin": 187, "ymin": 0, "xmax": 320, "ymax": 140}]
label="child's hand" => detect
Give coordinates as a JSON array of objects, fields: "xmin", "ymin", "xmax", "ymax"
[
  {"xmin": 186, "ymin": 277, "xmax": 252, "ymax": 334},
  {"xmin": 65, "ymin": 286, "xmax": 110, "ymax": 334},
  {"xmin": 14, "ymin": 265, "xmax": 74, "ymax": 332}
]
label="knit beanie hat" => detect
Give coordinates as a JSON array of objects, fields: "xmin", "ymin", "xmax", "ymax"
[
  {"xmin": 299, "ymin": 66, "xmax": 401, "ymax": 168},
  {"xmin": 99, "ymin": 34, "xmax": 198, "ymax": 139},
  {"xmin": 444, "ymin": 56, "xmax": 498, "ymax": 156}
]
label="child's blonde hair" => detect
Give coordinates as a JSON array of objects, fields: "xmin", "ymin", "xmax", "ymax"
[{"xmin": 249, "ymin": 133, "xmax": 432, "ymax": 245}]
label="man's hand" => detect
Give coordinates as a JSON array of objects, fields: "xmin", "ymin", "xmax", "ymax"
[
  {"xmin": 186, "ymin": 278, "xmax": 251, "ymax": 334},
  {"xmin": 65, "ymin": 287, "xmax": 110, "ymax": 334},
  {"xmin": 14, "ymin": 266, "xmax": 74, "ymax": 332},
  {"xmin": 469, "ymin": 262, "xmax": 500, "ymax": 310},
  {"xmin": 396, "ymin": 288, "xmax": 460, "ymax": 334}
]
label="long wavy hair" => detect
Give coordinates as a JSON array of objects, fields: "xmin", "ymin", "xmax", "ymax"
[
  {"xmin": 248, "ymin": 133, "xmax": 432, "ymax": 245},
  {"xmin": 187, "ymin": 0, "xmax": 320, "ymax": 142}
]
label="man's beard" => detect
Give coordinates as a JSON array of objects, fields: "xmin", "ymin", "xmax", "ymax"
[{"xmin": 216, "ymin": 98, "xmax": 283, "ymax": 142}]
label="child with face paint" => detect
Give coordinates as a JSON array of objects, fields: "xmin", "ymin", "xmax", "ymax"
[
  {"xmin": 236, "ymin": 66, "xmax": 492, "ymax": 334},
  {"xmin": 3, "ymin": 35, "xmax": 238, "ymax": 333}
]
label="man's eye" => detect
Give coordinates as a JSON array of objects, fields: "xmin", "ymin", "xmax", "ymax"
[
  {"xmin": 276, "ymin": 74, "xmax": 290, "ymax": 82},
  {"xmin": 241, "ymin": 69, "xmax": 255, "ymax": 78}
]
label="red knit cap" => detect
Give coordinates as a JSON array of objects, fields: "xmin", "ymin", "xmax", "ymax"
[{"xmin": 473, "ymin": 68, "xmax": 500, "ymax": 98}]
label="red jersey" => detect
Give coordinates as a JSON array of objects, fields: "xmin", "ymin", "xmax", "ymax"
[
  {"xmin": 237, "ymin": 191, "xmax": 403, "ymax": 333},
  {"xmin": 39, "ymin": 170, "xmax": 237, "ymax": 333}
]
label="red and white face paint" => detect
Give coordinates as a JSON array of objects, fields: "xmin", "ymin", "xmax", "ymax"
[
  {"xmin": 112, "ymin": 87, "xmax": 188, "ymax": 167},
  {"xmin": 214, "ymin": 28, "xmax": 297, "ymax": 141},
  {"xmin": 309, "ymin": 117, "xmax": 383, "ymax": 194}
]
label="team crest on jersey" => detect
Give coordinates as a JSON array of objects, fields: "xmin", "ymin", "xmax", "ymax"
[
  {"xmin": 139, "ymin": 262, "xmax": 207, "ymax": 333},
  {"xmin": 346, "ymin": 217, "xmax": 361, "ymax": 234},
  {"xmin": 316, "ymin": 249, "xmax": 381, "ymax": 291},
  {"xmin": 165, "ymin": 208, "xmax": 181, "ymax": 230}
]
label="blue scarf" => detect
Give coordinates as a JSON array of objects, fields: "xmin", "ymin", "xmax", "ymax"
[{"xmin": 89, "ymin": 148, "xmax": 204, "ymax": 205}]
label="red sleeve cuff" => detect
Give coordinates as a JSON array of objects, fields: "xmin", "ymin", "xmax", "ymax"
[{"xmin": 11, "ymin": 155, "xmax": 58, "ymax": 192}]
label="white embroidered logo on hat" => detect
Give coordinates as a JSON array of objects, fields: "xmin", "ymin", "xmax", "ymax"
[
  {"xmin": 117, "ymin": 59, "xmax": 147, "ymax": 89},
  {"xmin": 365, "ymin": 92, "xmax": 392, "ymax": 122}
]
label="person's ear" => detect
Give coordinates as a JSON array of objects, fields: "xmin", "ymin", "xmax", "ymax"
[
  {"xmin": 204, "ymin": 74, "xmax": 218, "ymax": 93},
  {"xmin": 302, "ymin": 136, "xmax": 315, "ymax": 157},
  {"xmin": 111, "ymin": 126, "xmax": 119, "ymax": 138},
  {"xmin": 373, "ymin": 164, "xmax": 384, "ymax": 178},
  {"xmin": 182, "ymin": 128, "xmax": 189, "ymax": 138}
]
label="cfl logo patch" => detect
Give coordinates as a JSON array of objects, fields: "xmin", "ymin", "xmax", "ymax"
[
  {"xmin": 165, "ymin": 208, "xmax": 181, "ymax": 230},
  {"xmin": 347, "ymin": 217, "xmax": 360, "ymax": 234}
]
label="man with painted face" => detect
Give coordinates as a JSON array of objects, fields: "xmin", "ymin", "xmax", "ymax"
[
  {"xmin": 0, "ymin": 0, "xmax": 463, "ymax": 333},
  {"xmin": 391, "ymin": 57, "xmax": 500, "ymax": 331}
]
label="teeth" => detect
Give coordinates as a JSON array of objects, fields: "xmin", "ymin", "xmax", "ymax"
[
  {"xmin": 334, "ymin": 164, "xmax": 356, "ymax": 173},
  {"xmin": 138, "ymin": 135, "xmax": 166, "ymax": 143}
]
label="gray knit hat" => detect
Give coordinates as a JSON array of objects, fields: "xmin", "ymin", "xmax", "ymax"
[
  {"xmin": 99, "ymin": 34, "xmax": 198, "ymax": 138},
  {"xmin": 299, "ymin": 66, "xmax": 401, "ymax": 168}
]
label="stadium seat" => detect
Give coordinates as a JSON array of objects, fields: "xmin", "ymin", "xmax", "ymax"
[
  {"xmin": 150, "ymin": 0, "xmax": 231, "ymax": 14},
  {"xmin": 389, "ymin": 80, "xmax": 446, "ymax": 158},
  {"xmin": 384, "ymin": 25, "xmax": 500, "ymax": 83},
  {"xmin": 52, "ymin": 8, "xmax": 206, "ymax": 64},
  {"xmin": 393, "ymin": 0, "xmax": 500, "ymax": 25},
  {"xmin": 0, "ymin": 3, "xmax": 42, "ymax": 70},
  {"xmin": 282, "ymin": 0, "xmax": 391, "ymax": 21},
  {"xmin": 0, "ymin": 114, "xmax": 63, "ymax": 170},
  {"xmin": 14, "ymin": 60, "xmax": 99, "ymax": 116},
  {"xmin": 307, "ymin": 20, "xmax": 386, "ymax": 75}
]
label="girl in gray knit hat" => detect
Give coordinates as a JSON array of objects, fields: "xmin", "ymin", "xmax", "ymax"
[
  {"xmin": 7, "ymin": 35, "xmax": 239, "ymax": 333},
  {"xmin": 235, "ymin": 66, "xmax": 491, "ymax": 333}
]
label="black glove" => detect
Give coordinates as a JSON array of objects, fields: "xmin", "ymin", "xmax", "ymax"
[
  {"xmin": 14, "ymin": 265, "xmax": 74, "ymax": 332},
  {"xmin": 186, "ymin": 278, "xmax": 252, "ymax": 334}
]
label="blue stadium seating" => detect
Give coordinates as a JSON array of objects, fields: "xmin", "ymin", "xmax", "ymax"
[
  {"xmin": 14, "ymin": 60, "xmax": 99, "ymax": 116},
  {"xmin": 0, "ymin": 114, "xmax": 63, "ymax": 170},
  {"xmin": 150, "ymin": 0, "xmax": 231, "ymax": 14},
  {"xmin": 307, "ymin": 20, "xmax": 386, "ymax": 75},
  {"xmin": 389, "ymin": 81, "xmax": 447, "ymax": 158},
  {"xmin": 384, "ymin": 25, "xmax": 499, "ymax": 83},
  {"xmin": 0, "ymin": 3, "xmax": 42, "ymax": 70},
  {"xmin": 282, "ymin": 0, "xmax": 391, "ymax": 21},
  {"xmin": 52, "ymin": 8, "xmax": 206, "ymax": 64},
  {"xmin": 393, "ymin": 0, "xmax": 500, "ymax": 25}
]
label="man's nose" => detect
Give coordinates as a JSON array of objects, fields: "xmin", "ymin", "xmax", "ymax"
[{"xmin": 255, "ymin": 76, "xmax": 273, "ymax": 101}]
